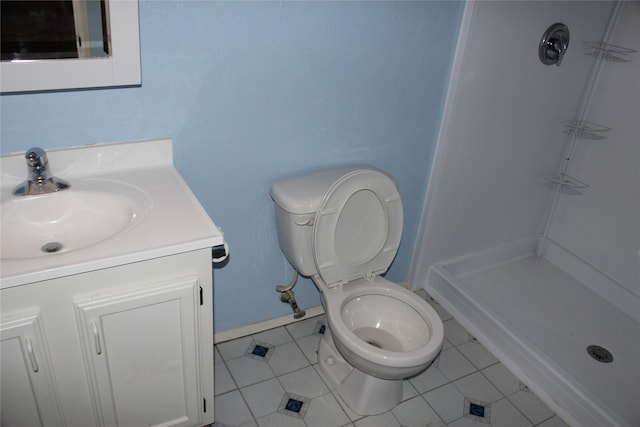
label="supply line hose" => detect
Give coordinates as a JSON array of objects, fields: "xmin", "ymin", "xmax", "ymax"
[{"xmin": 275, "ymin": 269, "xmax": 299, "ymax": 293}]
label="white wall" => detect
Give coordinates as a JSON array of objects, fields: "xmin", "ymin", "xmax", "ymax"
[
  {"xmin": 410, "ymin": 1, "xmax": 617, "ymax": 285},
  {"xmin": 547, "ymin": 1, "xmax": 640, "ymax": 299}
]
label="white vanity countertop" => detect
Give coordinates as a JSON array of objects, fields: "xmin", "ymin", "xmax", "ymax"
[{"xmin": 0, "ymin": 138, "xmax": 224, "ymax": 289}]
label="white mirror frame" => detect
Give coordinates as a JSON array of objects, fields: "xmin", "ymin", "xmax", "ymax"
[{"xmin": 0, "ymin": 0, "xmax": 141, "ymax": 93}]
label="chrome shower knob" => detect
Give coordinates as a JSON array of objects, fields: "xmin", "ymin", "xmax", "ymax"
[{"xmin": 539, "ymin": 23, "xmax": 570, "ymax": 66}]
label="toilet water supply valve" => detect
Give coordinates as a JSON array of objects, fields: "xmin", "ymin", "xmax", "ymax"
[{"xmin": 276, "ymin": 269, "xmax": 306, "ymax": 319}]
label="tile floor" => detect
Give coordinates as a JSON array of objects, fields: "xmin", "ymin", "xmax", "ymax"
[{"xmin": 213, "ymin": 291, "xmax": 570, "ymax": 427}]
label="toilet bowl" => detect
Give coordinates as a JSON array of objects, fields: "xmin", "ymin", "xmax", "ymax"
[
  {"xmin": 316, "ymin": 275, "xmax": 443, "ymax": 414},
  {"xmin": 322, "ymin": 276, "xmax": 443, "ymax": 380},
  {"xmin": 270, "ymin": 166, "xmax": 444, "ymax": 415}
]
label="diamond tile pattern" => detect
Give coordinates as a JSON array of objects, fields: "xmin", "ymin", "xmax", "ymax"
[{"xmin": 213, "ymin": 294, "xmax": 567, "ymax": 426}]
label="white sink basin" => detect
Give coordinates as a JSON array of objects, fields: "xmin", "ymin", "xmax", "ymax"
[
  {"xmin": 1, "ymin": 139, "xmax": 224, "ymax": 289},
  {"xmin": 1, "ymin": 182, "xmax": 151, "ymax": 260}
]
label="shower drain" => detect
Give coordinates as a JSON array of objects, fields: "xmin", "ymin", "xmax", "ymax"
[
  {"xmin": 587, "ymin": 345, "xmax": 613, "ymax": 363},
  {"xmin": 41, "ymin": 242, "xmax": 63, "ymax": 253}
]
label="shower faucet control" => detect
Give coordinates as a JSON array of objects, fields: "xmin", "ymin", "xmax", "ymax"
[{"xmin": 539, "ymin": 23, "xmax": 570, "ymax": 67}]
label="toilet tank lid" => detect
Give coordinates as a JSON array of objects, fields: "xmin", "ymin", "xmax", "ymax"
[{"xmin": 270, "ymin": 165, "xmax": 384, "ymax": 214}]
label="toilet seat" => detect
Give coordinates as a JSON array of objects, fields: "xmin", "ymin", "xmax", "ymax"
[{"xmin": 312, "ymin": 168, "xmax": 403, "ymax": 288}]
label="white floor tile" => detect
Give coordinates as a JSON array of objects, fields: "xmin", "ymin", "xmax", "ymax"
[
  {"xmin": 278, "ymin": 365, "xmax": 329, "ymax": 399},
  {"xmin": 508, "ymin": 389, "xmax": 556, "ymax": 424},
  {"xmin": 296, "ymin": 333, "xmax": 321, "ymax": 364},
  {"xmin": 453, "ymin": 371, "xmax": 503, "ymax": 404},
  {"xmin": 313, "ymin": 363, "xmax": 336, "ymax": 391},
  {"xmin": 214, "ymin": 421, "xmax": 257, "ymax": 427},
  {"xmin": 253, "ymin": 326, "xmax": 293, "ymax": 346},
  {"xmin": 226, "ymin": 355, "xmax": 275, "ymax": 388},
  {"xmin": 442, "ymin": 337, "xmax": 454, "ymax": 350},
  {"xmin": 437, "ymin": 347, "xmax": 476, "ymax": 381},
  {"xmin": 214, "ymin": 390, "xmax": 255, "ymax": 426},
  {"xmin": 425, "ymin": 296, "xmax": 454, "ymax": 321},
  {"xmin": 424, "ymin": 383, "xmax": 466, "ymax": 423},
  {"xmin": 457, "ymin": 340, "xmax": 499, "ymax": 369},
  {"xmin": 240, "ymin": 378, "xmax": 285, "ymax": 419},
  {"xmin": 267, "ymin": 340, "xmax": 310, "ymax": 375},
  {"xmin": 444, "ymin": 318, "xmax": 471, "ymax": 346},
  {"xmin": 401, "ymin": 379, "xmax": 419, "ymax": 401},
  {"xmin": 331, "ymin": 389, "xmax": 365, "ymax": 422},
  {"xmin": 537, "ymin": 415, "xmax": 570, "ymax": 427},
  {"xmin": 392, "ymin": 395, "xmax": 444, "ymax": 427},
  {"xmin": 354, "ymin": 411, "xmax": 400, "ymax": 427},
  {"xmin": 304, "ymin": 393, "xmax": 351, "ymax": 427},
  {"xmin": 256, "ymin": 411, "xmax": 307, "ymax": 427},
  {"xmin": 217, "ymin": 336, "xmax": 254, "ymax": 361},
  {"xmin": 481, "ymin": 362, "xmax": 521, "ymax": 396},
  {"xmin": 447, "ymin": 416, "xmax": 489, "ymax": 427},
  {"xmin": 215, "ymin": 361, "xmax": 237, "ymax": 395},
  {"xmin": 488, "ymin": 397, "xmax": 532, "ymax": 427},
  {"xmin": 409, "ymin": 363, "xmax": 449, "ymax": 393},
  {"xmin": 285, "ymin": 315, "xmax": 325, "ymax": 339}
]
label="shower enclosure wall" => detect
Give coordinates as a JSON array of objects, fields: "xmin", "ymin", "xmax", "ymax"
[{"xmin": 409, "ymin": 2, "xmax": 639, "ymax": 427}]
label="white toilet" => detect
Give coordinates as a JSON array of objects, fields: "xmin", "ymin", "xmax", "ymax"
[{"xmin": 270, "ymin": 165, "xmax": 444, "ymax": 415}]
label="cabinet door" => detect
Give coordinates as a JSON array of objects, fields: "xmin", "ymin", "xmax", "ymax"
[
  {"xmin": 1, "ymin": 311, "xmax": 64, "ymax": 427},
  {"xmin": 75, "ymin": 277, "xmax": 202, "ymax": 427}
]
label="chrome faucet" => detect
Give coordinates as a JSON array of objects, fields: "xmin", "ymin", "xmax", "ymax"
[{"xmin": 12, "ymin": 147, "xmax": 71, "ymax": 196}]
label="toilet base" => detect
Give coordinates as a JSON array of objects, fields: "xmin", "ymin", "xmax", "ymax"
[{"xmin": 317, "ymin": 328, "xmax": 402, "ymax": 415}]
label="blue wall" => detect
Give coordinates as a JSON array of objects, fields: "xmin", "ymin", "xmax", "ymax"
[{"xmin": 0, "ymin": 1, "xmax": 464, "ymax": 333}]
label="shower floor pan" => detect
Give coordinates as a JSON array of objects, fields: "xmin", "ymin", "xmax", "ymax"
[{"xmin": 426, "ymin": 239, "xmax": 639, "ymax": 427}]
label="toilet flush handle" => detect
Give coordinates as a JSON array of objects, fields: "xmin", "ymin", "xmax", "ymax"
[{"xmin": 295, "ymin": 217, "xmax": 314, "ymax": 226}]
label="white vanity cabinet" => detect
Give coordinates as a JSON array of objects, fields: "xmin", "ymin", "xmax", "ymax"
[
  {"xmin": 1, "ymin": 311, "xmax": 64, "ymax": 427},
  {"xmin": 0, "ymin": 249, "xmax": 215, "ymax": 427}
]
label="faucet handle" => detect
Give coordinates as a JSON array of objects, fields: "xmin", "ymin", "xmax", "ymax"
[{"xmin": 25, "ymin": 147, "xmax": 48, "ymax": 169}]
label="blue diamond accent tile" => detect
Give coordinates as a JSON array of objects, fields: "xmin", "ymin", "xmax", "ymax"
[
  {"xmin": 470, "ymin": 402, "xmax": 485, "ymax": 417},
  {"xmin": 278, "ymin": 393, "xmax": 309, "ymax": 419},
  {"xmin": 252, "ymin": 345, "xmax": 269, "ymax": 358},
  {"xmin": 246, "ymin": 340, "xmax": 274, "ymax": 362},
  {"xmin": 464, "ymin": 397, "xmax": 491, "ymax": 424},
  {"xmin": 285, "ymin": 398, "xmax": 303, "ymax": 413},
  {"xmin": 313, "ymin": 321, "xmax": 327, "ymax": 336}
]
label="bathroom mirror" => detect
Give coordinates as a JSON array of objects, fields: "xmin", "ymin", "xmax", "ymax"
[{"xmin": 1, "ymin": 0, "xmax": 140, "ymax": 93}]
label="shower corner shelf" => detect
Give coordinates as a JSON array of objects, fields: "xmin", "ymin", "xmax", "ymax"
[
  {"xmin": 545, "ymin": 174, "xmax": 589, "ymax": 196},
  {"xmin": 561, "ymin": 120, "xmax": 611, "ymax": 140},
  {"xmin": 583, "ymin": 41, "xmax": 637, "ymax": 63}
]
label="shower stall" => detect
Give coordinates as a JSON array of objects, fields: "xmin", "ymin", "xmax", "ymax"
[{"xmin": 409, "ymin": 2, "xmax": 639, "ymax": 427}]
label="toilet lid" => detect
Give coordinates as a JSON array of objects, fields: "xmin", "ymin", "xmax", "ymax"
[{"xmin": 312, "ymin": 168, "xmax": 403, "ymax": 288}]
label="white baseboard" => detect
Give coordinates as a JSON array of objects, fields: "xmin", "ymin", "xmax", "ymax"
[{"xmin": 214, "ymin": 305, "xmax": 325, "ymax": 344}]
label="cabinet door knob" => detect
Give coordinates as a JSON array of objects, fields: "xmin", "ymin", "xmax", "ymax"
[
  {"xmin": 92, "ymin": 322, "xmax": 102, "ymax": 355},
  {"xmin": 26, "ymin": 338, "xmax": 40, "ymax": 372}
]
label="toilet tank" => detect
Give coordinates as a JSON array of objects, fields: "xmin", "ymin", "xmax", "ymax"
[{"xmin": 270, "ymin": 166, "xmax": 370, "ymax": 276}]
